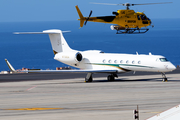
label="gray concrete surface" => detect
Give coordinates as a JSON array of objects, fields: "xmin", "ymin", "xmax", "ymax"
[{"xmin": 0, "ymin": 74, "xmax": 180, "ymax": 120}]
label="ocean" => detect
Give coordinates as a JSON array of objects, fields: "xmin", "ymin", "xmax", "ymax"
[{"xmin": 0, "ymin": 19, "xmax": 180, "ymax": 71}]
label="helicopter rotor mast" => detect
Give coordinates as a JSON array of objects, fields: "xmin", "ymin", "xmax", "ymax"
[{"xmin": 91, "ymin": 2, "xmax": 172, "ymax": 10}]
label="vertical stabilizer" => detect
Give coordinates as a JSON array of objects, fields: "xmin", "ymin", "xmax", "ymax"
[
  {"xmin": 43, "ymin": 30, "xmax": 73, "ymax": 54},
  {"xmin": 5, "ymin": 59, "xmax": 16, "ymax": 72},
  {"xmin": 75, "ymin": 5, "xmax": 85, "ymax": 27}
]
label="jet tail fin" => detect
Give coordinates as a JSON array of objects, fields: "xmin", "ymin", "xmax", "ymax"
[
  {"xmin": 75, "ymin": 5, "xmax": 85, "ymax": 28},
  {"xmin": 14, "ymin": 30, "xmax": 73, "ymax": 54},
  {"xmin": 5, "ymin": 59, "xmax": 16, "ymax": 72}
]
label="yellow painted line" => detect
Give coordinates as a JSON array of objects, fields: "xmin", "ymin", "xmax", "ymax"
[
  {"xmin": 6, "ymin": 108, "xmax": 63, "ymax": 111},
  {"xmin": 146, "ymin": 111, "xmax": 161, "ymax": 113}
]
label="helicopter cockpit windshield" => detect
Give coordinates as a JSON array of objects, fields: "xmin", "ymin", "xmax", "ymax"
[
  {"xmin": 140, "ymin": 15, "xmax": 151, "ymax": 24},
  {"xmin": 140, "ymin": 15, "xmax": 149, "ymax": 20}
]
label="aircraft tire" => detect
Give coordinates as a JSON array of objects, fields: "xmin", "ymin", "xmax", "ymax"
[
  {"xmin": 107, "ymin": 75, "xmax": 114, "ymax": 81},
  {"xmin": 85, "ymin": 76, "xmax": 93, "ymax": 83},
  {"xmin": 163, "ymin": 78, "xmax": 168, "ymax": 82}
]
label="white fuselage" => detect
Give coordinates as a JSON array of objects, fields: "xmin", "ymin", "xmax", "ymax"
[{"xmin": 54, "ymin": 50, "xmax": 176, "ymax": 73}]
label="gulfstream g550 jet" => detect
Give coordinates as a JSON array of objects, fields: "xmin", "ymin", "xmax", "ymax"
[{"xmin": 14, "ymin": 29, "xmax": 176, "ymax": 82}]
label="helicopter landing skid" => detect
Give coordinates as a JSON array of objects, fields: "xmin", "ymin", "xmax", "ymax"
[{"xmin": 116, "ymin": 28, "xmax": 149, "ymax": 34}]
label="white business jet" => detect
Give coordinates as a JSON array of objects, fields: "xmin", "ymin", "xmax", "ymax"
[{"xmin": 14, "ymin": 29, "xmax": 176, "ymax": 82}]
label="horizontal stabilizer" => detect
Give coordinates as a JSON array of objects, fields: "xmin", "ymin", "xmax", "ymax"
[{"xmin": 14, "ymin": 30, "xmax": 71, "ymax": 34}]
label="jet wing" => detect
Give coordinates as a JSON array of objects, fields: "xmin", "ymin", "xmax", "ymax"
[{"xmin": 25, "ymin": 69, "xmax": 118, "ymax": 73}]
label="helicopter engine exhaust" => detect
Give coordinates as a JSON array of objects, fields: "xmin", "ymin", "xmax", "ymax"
[{"xmin": 110, "ymin": 25, "xmax": 125, "ymax": 30}]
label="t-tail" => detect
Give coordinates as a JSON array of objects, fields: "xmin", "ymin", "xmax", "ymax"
[
  {"xmin": 43, "ymin": 30, "xmax": 73, "ymax": 54},
  {"xmin": 75, "ymin": 5, "xmax": 86, "ymax": 28},
  {"xmin": 14, "ymin": 30, "xmax": 83, "ymax": 66},
  {"xmin": 14, "ymin": 30, "xmax": 73, "ymax": 55}
]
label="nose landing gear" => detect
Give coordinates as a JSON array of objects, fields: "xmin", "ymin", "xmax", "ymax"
[{"xmin": 161, "ymin": 72, "xmax": 168, "ymax": 82}]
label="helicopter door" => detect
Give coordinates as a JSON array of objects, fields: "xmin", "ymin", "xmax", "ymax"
[{"xmin": 137, "ymin": 15, "xmax": 140, "ymax": 20}]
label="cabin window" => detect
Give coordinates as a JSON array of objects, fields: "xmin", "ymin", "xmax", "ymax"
[
  {"xmin": 114, "ymin": 60, "xmax": 117, "ymax": 63},
  {"xmin": 132, "ymin": 61, "xmax": 135, "ymax": 64},
  {"xmin": 103, "ymin": 59, "xmax": 106, "ymax": 63},
  {"xmin": 108, "ymin": 60, "xmax": 112, "ymax": 63},
  {"xmin": 120, "ymin": 60, "xmax": 123, "ymax": 63},
  {"xmin": 126, "ymin": 60, "xmax": 129, "ymax": 64},
  {"xmin": 159, "ymin": 58, "xmax": 169, "ymax": 62},
  {"xmin": 138, "ymin": 61, "xmax": 141, "ymax": 64}
]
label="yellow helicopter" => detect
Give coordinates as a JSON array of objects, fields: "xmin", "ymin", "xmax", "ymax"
[{"xmin": 75, "ymin": 2, "xmax": 172, "ymax": 34}]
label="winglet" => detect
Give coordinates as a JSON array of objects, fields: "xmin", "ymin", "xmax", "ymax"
[
  {"xmin": 75, "ymin": 5, "xmax": 85, "ymax": 28},
  {"xmin": 5, "ymin": 59, "xmax": 16, "ymax": 72}
]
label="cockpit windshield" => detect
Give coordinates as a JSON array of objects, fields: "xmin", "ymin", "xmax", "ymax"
[
  {"xmin": 100, "ymin": 51, "xmax": 105, "ymax": 53},
  {"xmin": 140, "ymin": 15, "xmax": 147, "ymax": 20},
  {"xmin": 159, "ymin": 58, "xmax": 169, "ymax": 62}
]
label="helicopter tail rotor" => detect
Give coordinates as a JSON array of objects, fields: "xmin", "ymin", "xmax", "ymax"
[
  {"xmin": 75, "ymin": 5, "xmax": 86, "ymax": 28},
  {"xmin": 84, "ymin": 10, "xmax": 92, "ymax": 25},
  {"xmin": 75, "ymin": 5, "xmax": 93, "ymax": 28}
]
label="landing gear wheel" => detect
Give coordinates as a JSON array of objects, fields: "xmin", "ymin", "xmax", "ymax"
[
  {"xmin": 162, "ymin": 72, "xmax": 168, "ymax": 82},
  {"xmin": 85, "ymin": 76, "xmax": 93, "ymax": 82},
  {"xmin": 85, "ymin": 73, "xmax": 93, "ymax": 83},
  {"xmin": 107, "ymin": 75, "xmax": 115, "ymax": 81},
  {"xmin": 163, "ymin": 78, "xmax": 168, "ymax": 82}
]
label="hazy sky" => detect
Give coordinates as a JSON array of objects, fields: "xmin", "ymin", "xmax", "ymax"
[{"xmin": 0, "ymin": 0, "xmax": 179, "ymax": 22}]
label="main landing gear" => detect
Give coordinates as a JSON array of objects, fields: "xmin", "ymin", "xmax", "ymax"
[
  {"xmin": 85, "ymin": 73, "xmax": 93, "ymax": 82},
  {"xmin": 107, "ymin": 74, "xmax": 118, "ymax": 81},
  {"xmin": 116, "ymin": 28, "xmax": 149, "ymax": 34},
  {"xmin": 85, "ymin": 73, "xmax": 118, "ymax": 82},
  {"xmin": 110, "ymin": 25, "xmax": 149, "ymax": 34},
  {"xmin": 161, "ymin": 72, "xmax": 168, "ymax": 82}
]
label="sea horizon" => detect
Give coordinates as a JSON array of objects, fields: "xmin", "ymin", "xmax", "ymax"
[{"xmin": 0, "ymin": 18, "xmax": 180, "ymax": 71}]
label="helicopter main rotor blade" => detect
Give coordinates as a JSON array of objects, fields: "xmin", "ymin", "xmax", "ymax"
[
  {"xmin": 132, "ymin": 2, "xmax": 172, "ymax": 6},
  {"xmin": 90, "ymin": 2, "xmax": 123, "ymax": 6},
  {"xmin": 84, "ymin": 10, "xmax": 92, "ymax": 25},
  {"xmin": 91, "ymin": 2, "xmax": 172, "ymax": 6}
]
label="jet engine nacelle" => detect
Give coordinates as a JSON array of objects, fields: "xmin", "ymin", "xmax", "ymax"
[{"xmin": 54, "ymin": 51, "xmax": 83, "ymax": 64}]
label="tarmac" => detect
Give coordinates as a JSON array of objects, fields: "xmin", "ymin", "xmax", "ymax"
[{"xmin": 0, "ymin": 69, "xmax": 180, "ymax": 120}]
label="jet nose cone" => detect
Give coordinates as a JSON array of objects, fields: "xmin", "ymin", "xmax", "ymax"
[{"xmin": 169, "ymin": 64, "xmax": 176, "ymax": 71}]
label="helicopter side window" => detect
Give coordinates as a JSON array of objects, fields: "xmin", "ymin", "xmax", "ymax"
[{"xmin": 137, "ymin": 15, "xmax": 140, "ymax": 20}]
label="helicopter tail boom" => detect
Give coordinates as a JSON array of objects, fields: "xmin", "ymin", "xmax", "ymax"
[{"xmin": 75, "ymin": 5, "xmax": 86, "ymax": 28}]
